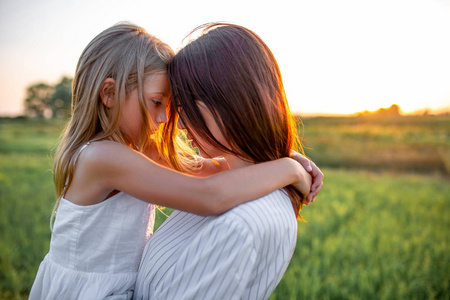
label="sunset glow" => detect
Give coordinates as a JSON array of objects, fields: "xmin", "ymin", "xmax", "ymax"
[{"xmin": 1, "ymin": 0, "xmax": 449, "ymax": 116}]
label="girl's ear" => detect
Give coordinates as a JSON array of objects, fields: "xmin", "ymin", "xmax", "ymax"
[{"xmin": 100, "ymin": 78, "xmax": 116, "ymax": 108}]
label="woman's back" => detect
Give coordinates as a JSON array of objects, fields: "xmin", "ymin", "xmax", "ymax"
[{"xmin": 135, "ymin": 189, "xmax": 297, "ymax": 300}]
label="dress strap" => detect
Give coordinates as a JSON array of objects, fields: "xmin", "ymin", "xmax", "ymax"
[
  {"xmin": 73, "ymin": 141, "xmax": 93, "ymax": 168},
  {"xmin": 64, "ymin": 141, "xmax": 94, "ymax": 188}
]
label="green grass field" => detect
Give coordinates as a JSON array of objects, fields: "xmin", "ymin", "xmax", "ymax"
[
  {"xmin": 0, "ymin": 117, "xmax": 449, "ymax": 299},
  {"xmin": 299, "ymin": 115, "xmax": 450, "ymax": 174}
]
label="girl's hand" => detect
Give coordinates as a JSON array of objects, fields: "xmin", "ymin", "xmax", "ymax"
[
  {"xmin": 290, "ymin": 151, "xmax": 324, "ymax": 205},
  {"xmin": 290, "ymin": 167, "xmax": 312, "ymax": 203}
]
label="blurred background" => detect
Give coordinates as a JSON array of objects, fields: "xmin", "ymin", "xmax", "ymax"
[
  {"xmin": 1, "ymin": 0, "xmax": 450, "ymax": 117},
  {"xmin": 0, "ymin": 0, "xmax": 449, "ymax": 299}
]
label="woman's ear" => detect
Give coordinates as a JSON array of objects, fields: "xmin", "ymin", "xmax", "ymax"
[{"xmin": 100, "ymin": 78, "xmax": 116, "ymax": 108}]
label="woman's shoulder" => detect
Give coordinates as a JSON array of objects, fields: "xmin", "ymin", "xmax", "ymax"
[{"xmin": 221, "ymin": 190, "xmax": 295, "ymax": 229}]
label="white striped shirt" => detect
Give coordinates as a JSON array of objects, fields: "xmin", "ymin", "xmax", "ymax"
[{"xmin": 134, "ymin": 189, "xmax": 298, "ymax": 300}]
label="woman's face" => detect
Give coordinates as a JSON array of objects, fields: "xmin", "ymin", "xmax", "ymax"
[{"xmin": 178, "ymin": 101, "xmax": 229, "ymax": 158}]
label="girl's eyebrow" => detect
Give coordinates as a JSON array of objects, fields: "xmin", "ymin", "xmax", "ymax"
[
  {"xmin": 147, "ymin": 92, "xmax": 171, "ymax": 99},
  {"xmin": 148, "ymin": 91, "xmax": 172, "ymax": 97}
]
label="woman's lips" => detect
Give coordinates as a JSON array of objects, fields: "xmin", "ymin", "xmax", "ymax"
[{"xmin": 186, "ymin": 132, "xmax": 198, "ymax": 148}]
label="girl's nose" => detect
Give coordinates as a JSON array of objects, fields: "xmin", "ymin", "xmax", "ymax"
[{"xmin": 156, "ymin": 112, "xmax": 167, "ymax": 124}]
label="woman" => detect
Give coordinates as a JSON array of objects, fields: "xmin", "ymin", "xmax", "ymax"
[{"xmin": 135, "ymin": 23, "xmax": 318, "ymax": 299}]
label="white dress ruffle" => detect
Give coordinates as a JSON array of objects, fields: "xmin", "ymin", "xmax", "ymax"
[{"xmin": 30, "ymin": 193, "xmax": 154, "ymax": 300}]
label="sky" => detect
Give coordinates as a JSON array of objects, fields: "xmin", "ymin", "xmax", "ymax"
[{"xmin": 1, "ymin": 0, "xmax": 450, "ymax": 116}]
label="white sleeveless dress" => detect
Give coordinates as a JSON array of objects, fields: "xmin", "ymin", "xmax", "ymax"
[{"xmin": 29, "ymin": 192, "xmax": 155, "ymax": 300}]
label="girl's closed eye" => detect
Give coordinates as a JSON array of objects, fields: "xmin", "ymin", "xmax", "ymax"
[{"xmin": 152, "ymin": 99, "xmax": 162, "ymax": 106}]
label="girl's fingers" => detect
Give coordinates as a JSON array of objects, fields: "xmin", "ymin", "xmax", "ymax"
[
  {"xmin": 290, "ymin": 150, "xmax": 324, "ymax": 204},
  {"xmin": 310, "ymin": 162, "xmax": 324, "ymax": 192},
  {"xmin": 309, "ymin": 181, "xmax": 323, "ymax": 202},
  {"xmin": 290, "ymin": 150, "xmax": 312, "ymax": 172},
  {"xmin": 308, "ymin": 190, "xmax": 315, "ymax": 203},
  {"xmin": 303, "ymin": 158, "xmax": 313, "ymax": 172},
  {"xmin": 302, "ymin": 197, "xmax": 310, "ymax": 205}
]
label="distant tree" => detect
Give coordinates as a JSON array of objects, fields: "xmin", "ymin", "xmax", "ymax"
[
  {"xmin": 24, "ymin": 83, "xmax": 54, "ymax": 118},
  {"xmin": 375, "ymin": 104, "xmax": 401, "ymax": 116},
  {"xmin": 356, "ymin": 104, "xmax": 402, "ymax": 117},
  {"xmin": 50, "ymin": 77, "xmax": 72, "ymax": 118},
  {"xmin": 24, "ymin": 76, "xmax": 73, "ymax": 118}
]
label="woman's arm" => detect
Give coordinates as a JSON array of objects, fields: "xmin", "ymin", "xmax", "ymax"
[{"xmin": 77, "ymin": 141, "xmax": 307, "ymax": 216}]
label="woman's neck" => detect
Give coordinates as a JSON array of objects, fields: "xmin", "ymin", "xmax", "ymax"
[{"xmin": 223, "ymin": 154, "xmax": 254, "ymax": 170}]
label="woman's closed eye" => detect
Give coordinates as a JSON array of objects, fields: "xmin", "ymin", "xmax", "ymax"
[{"xmin": 174, "ymin": 103, "xmax": 183, "ymax": 114}]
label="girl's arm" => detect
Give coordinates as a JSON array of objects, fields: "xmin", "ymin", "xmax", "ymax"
[
  {"xmin": 191, "ymin": 156, "xmax": 316, "ymax": 206},
  {"xmin": 72, "ymin": 141, "xmax": 310, "ymax": 216},
  {"xmin": 198, "ymin": 155, "xmax": 322, "ymax": 205},
  {"xmin": 189, "ymin": 157, "xmax": 230, "ymax": 177},
  {"xmin": 141, "ymin": 147, "xmax": 230, "ymax": 177}
]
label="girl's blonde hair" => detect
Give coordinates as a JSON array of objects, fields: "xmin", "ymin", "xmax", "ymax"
[{"xmin": 52, "ymin": 22, "xmax": 195, "ymax": 220}]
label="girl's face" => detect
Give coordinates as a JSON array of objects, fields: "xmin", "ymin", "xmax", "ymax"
[
  {"xmin": 121, "ymin": 73, "xmax": 170, "ymax": 145},
  {"xmin": 178, "ymin": 101, "xmax": 229, "ymax": 159}
]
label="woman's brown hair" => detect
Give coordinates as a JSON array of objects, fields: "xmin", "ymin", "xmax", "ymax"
[{"xmin": 168, "ymin": 23, "xmax": 305, "ymax": 219}]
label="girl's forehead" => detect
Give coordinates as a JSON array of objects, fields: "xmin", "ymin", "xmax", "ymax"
[
  {"xmin": 143, "ymin": 73, "xmax": 170, "ymax": 94},
  {"xmin": 144, "ymin": 72, "xmax": 168, "ymax": 83}
]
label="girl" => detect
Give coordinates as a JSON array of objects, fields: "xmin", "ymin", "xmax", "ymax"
[
  {"xmin": 135, "ymin": 23, "xmax": 314, "ymax": 299},
  {"xmin": 29, "ymin": 23, "xmax": 317, "ymax": 299}
]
